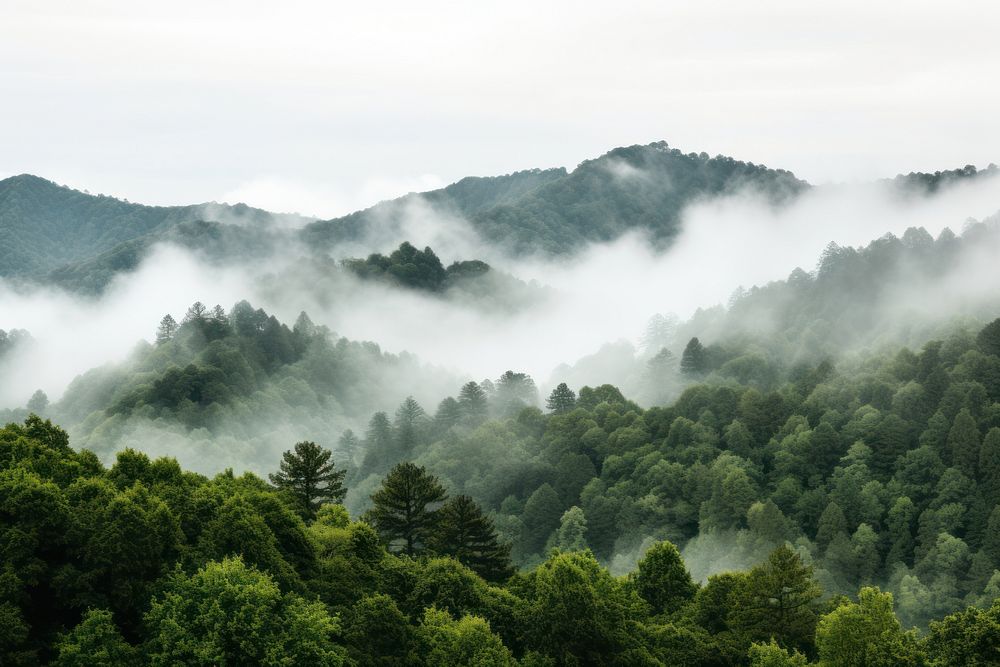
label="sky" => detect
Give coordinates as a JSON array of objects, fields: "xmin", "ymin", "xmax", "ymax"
[{"xmin": 2, "ymin": 1, "xmax": 999, "ymax": 218}]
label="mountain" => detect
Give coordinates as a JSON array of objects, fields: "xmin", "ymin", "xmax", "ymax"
[
  {"xmin": 0, "ymin": 174, "xmax": 310, "ymax": 280},
  {"xmin": 3, "ymin": 143, "xmax": 997, "ymax": 292},
  {"xmin": 303, "ymin": 141, "xmax": 809, "ymax": 253}
]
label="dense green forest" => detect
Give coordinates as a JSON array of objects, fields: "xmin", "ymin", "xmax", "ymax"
[{"xmin": 3, "ymin": 394, "xmax": 1000, "ymax": 664}]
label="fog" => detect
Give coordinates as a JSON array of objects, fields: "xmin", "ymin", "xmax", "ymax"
[{"xmin": 3, "ymin": 169, "xmax": 1000, "ymax": 415}]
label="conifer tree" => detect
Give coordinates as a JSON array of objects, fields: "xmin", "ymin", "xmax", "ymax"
[
  {"xmin": 430, "ymin": 495, "xmax": 513, "ymax": 582},
  {"xmin": 368, "ymin": 462, "xmax": 447, "ymax": 555},
  {"xmin": 680, "ymin": 337, "xmax": 707, "ymax": 376},
  {"xmin": 155, "ymin": 314, "xmax": 178, "ymax": 344},
  {"xmin": 980, "ymin": 428, "xmax": 1000, "ymax": 504},
  {"xmin": 545, "ymin": 382, "xmax": 577, "ymax": 414},
  {"xmin": 457, "ymin": 381, "xmax": 489, "ymax": 425},
  {"xmin": 269, "ymin": 441, "xmax": 346, "ymax": 520},
  {"xmin": 949, "ymin": 408, "xmax": 981, "ymax": 478}
]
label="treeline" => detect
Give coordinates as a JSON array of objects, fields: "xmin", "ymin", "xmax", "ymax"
[
  {"xmin": 17, "ymin": 301, "xmax": 456, "ymax": 471},
  {"xmin": 2, "ymin": 415, "xmax": 997, "ymax": 665},
  {"xmin": 339, "ymin": 317, "xmax": 1000, "ymax": 632}
]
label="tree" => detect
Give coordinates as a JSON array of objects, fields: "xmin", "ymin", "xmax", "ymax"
[
  {"xmin": 815, "ymin": 501, "xmax": 848, "ymax": 553},
  {"xmin": 815, "ymin": 587, "xmax": 919, "ymax": 667},
  {"xmin": 979, "ymin": 428, "xmax": 1000, "ymax": 503},
  {"xmin": 680, "ymin": 337, "xmax": 708, "ymax": 376},
  {"xmin": 729, "ymin": 545, "xmax": 822, "ymax": 653},
  {"xmin": 343, "ymin": 594, "xmax": 414, "ymax": 666},
  {"xmin": 457, "ymin": 382, "xmax": 489, "ymax": 425},
  {"xmin": 53, "ymin": 609, "xmax": 137, "ymax": 667},
  {"xmin": 144, "ymin": 557, "xmax": 346, "ymax": 666},
  {"xmin": 367, "ymin": 462, "xmax": 447, "ymax": 555},
  {"xmin": 748, "ymin": 639, "xmax": 809, "ymax": 667},
  {"xmin": 337, "ymin": 430, "xmax": 361, "ymax": 468},
  {"xmin": 546, "ymin": 383, "xmax": 577, "ymax": 414},
  {"xmin": 155, "ymin": 314, "xmax": 178, "ymax": 344},
  {"xmin": 523, "ymin": 551, "xmax": 644, "ymax": 664},
  {"xmin": 430, "ymin": 495, "xmax": 513, "ymax": 582},
  {"xmin": 631, "ymin": 540, "xmax": 697, "ymax": 615},
  {"xmin": 269, "ymin": 441, "xmax": 346, "ymax": 520},
  {"xmin": 26, "ymin": 389, "xmax": 48, "ymax": 413},
  {"xmin": 418, "ymin": 608, "xmax": 516, "ymax": 667},
  {"xmin": 949, "ymin": 408, "xmax": 981, "ymax": 478},
  {"xmin": 552, "ymin": 506, "xmax": 588, "ymax": 552},
  {"xmin": 495, "ymin": 371, "xmax": 538, "ymax": 416},
  {"xmin": 183, "ymin": 301, "xmax": 208, "ymax": 323},
  {"xmin": 925, "ymin": 597, "xmax": 1000, "ymax": 666},
  {"xmin": 360, "ymin": 412, "xmax": 393, "ymax": 476},
  {"xmin": 394, "ymin": 396, "xmax": 426, "ymax": 459},
  {"xmin": 521, "ymin": 484, "xmax": 563, "ymax": 555}
]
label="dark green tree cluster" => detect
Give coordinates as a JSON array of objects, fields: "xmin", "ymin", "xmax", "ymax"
[
  {"xmin": 5, "ymin": 414, "xmax": 997, "ymax": 665},
  {"xmin": 342, "ymin": 241, "xmax": 493, "ymax": 292},
  {"xmin": 342, "ymin": 317, "xmax": 1000, "ymax": 632}
]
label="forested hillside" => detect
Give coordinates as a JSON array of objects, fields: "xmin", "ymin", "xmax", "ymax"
[
  {"xmin": 4, "ymin": 301, "xmax": 458, "ymax": 473},
  {"xmin": 304, "ymin": 142, "xmax": 809, "ymax": 254},
  {"xmin": 0, "ymin": 174, "xmax": 309, "ymax": 281}
]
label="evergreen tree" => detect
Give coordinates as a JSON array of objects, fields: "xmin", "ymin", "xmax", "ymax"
[
  {"xmin": 457, "ymin": 381, "xmax": 489, "ymax": 425},
  {"xmin": 337, "ymin": 429, "xmax": 361, "ymax": 467},
  {"xmin": 430, "ymin": 495, "xmax": 513, "ymax": 582},
  {"xmin": 729, "ymin": 545, "xmax": 822, "ymax": 653},
  {"xmin": 979, "ymin": 427, "xmax": 1000, "ymax": 502},
  {"xmin": 521, "ymin": 483, "xmax": 563, "ymax": 555},
  {"xmin": 948, "ymin": 408, "xmax": 981, "ymax": 479},
  {"xmin": 680, "ymin": 337, "xmax": 708, "ymax": 376},
  {"xmin": 545, "ymin": 382, "xmax": 577, "ymax": 414},
  {"xmin": 394, "ymin": 396, "xmax": 426, "ymax": 459},
  {"xmin": 434, "ymin": 397, "xmax": 463, "ymax": 434},
  {"xmin": 631, "ymin": 540, "xmax": 697, "ymax": 615},
  {"xmin": 367, "ymin": 462, "xmax": 447, "ymax": 555},
  {"xmin": 155, "ymin": 314, "xmax": 178, "ymax": 344},
  {"xmin": 360, "ymin": 411, "xmax": 393, "ymax": 476},
  {"xmin": 815, "ymin": 501, "xmax": 848, "ymax": 553},
  {"xmin": 269, "ymin": 441, "xmax": 346, "ymax": 520}
]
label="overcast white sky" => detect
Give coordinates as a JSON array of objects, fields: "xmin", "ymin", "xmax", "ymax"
[{"xmin": 2, "ymin": 0, "xmax": 998, "ymax": 218}]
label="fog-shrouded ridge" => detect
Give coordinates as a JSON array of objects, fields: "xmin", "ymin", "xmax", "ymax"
[{"xmin": 2, "ymin": 165, "xmax": 1000, "ymax": 414}]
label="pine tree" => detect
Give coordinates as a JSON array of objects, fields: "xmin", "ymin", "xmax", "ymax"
[
  {"xmin": 948, "ymin": 408, "xmax": 981, "ymax": 479},
  {"xmin": 394, "ymin": 397, "xmax": 426, "ymax": 459},
  {"xmin": 430, "ymin": 495, "xmax": 513, "ymax": 582},
  {"xmin": 367, "ymin": 462, "xmax": 447, "ymax": 555},
  {"xmin": 729, "ymin": 545, "xmax": 822, "ymax": 653},
  {"xmin": 545, "ymin": 383, "xmax": 577, "ymax": 414},
  {"xmin": 360, "ymin": 412, "xmax": 393, "ymax": 476},
  {"xmin": 433, "ymin": 397, "xmax": 462, "ymax": 434},
  {"xmin": 457, "ymin": 381, "xmax": 489, "ymax": 425},
  {"xmin": 155, "ymin": 314, "xmax": 178, "ymax": 344},
  {"xmin": 337, "ymin": 429, "xmax": 361, "ymax": 467},
  {"xmin": 268, "ymin": 441, "xmax": 346, "ymax": 520},
  {"xmin": 680, "ymin": 337, "xmax": 707, "ymax": 376},
  {"xmin": 521, "ymin": 483, "xmax": 563, "ymax": 555}
]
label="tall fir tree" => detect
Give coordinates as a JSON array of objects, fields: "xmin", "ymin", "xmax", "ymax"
[
  {"xmin": 545, "ymin": 383, "xmax": 577, "ymax": 414},
  {"xmin": 367, "ymin": 462, "xmax": 447, "ymax": 555},
  {"xmin": 269, "ymin": 441, "xmax": 346, "ymax": 520},
  {"xmin": 155, "ymin": 314, "xmax": 178, "ymax": 345},
  {"xmin": 948, "ymin": 408, "xmax": 981, "ymax": 479},
  {"xmin": 680, "ymin": 337, "xmax": 708, "ymax": 376},
  {"xmin": 430, "ymin": 495, "xmax": 513, "ymax": 582}
]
